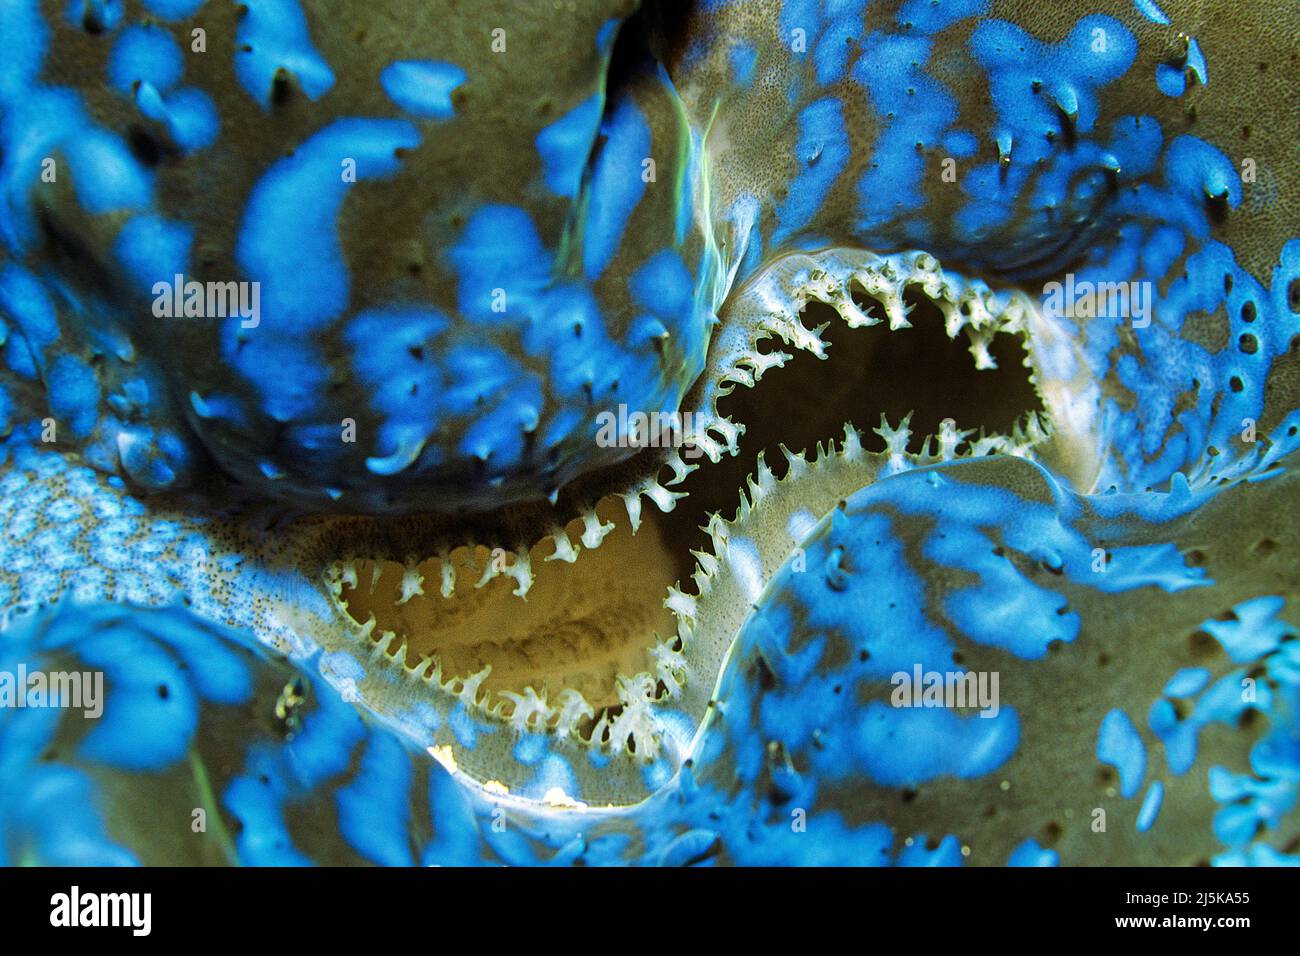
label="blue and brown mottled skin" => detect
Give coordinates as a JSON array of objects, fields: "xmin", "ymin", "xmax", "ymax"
[
  {"xmin": 671, "ymin": 0, "xmax": 1300, "ymax": 491},
  {"xmin": 0, "ymin": 0, "xmax": 1298, "ymax": 865},
  {"xmin": 0, "ymin": 600, "xmax": 497, "ymax": 865},
  {"xmin": 3, "ymin": 0, "xmax": 715, "ymax": 512},
  {"xmin": 3, "ymin": 452, "xmax": 1297, "ymax": 865}
]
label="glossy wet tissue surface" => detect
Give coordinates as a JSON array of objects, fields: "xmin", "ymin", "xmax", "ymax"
[{"xmin": 0, "ymin": 0, "xmax": 1297, "ymax": 866}]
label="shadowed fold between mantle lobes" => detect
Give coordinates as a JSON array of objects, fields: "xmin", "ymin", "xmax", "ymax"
[{"xmin": 0, "ymin": 0, "xmax": 1297, "ymax": 865}]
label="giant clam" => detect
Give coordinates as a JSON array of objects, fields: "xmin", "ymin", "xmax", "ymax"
[{"xmin": 0, "ymin": 0, "xmax": 1297, "ymax": 866}]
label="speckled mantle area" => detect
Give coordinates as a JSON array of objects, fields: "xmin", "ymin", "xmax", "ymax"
[{"xmin": 0, "ymin": 0, "xmax": 1297, "ymax": 866}]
